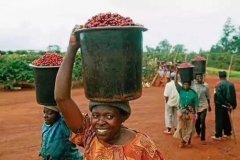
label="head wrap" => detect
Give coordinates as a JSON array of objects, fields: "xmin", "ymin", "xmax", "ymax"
[
  {"xmin": 170, "ymin": 72, "xmax": 176, "ymax": 78},
  {"xmin": 89, "ymin": 101, "xmax": 131, "ymax": 119},
  {"xmin": 43, "ymin": 105, "xmax": 59, "ymax": 112},
  {"xmin": 182, "ymin": 81, "xmax": 191, "ymax": 85},
  {"xmin": 195, "ymin": 72, "xmax": 203, "ymax": 76}
]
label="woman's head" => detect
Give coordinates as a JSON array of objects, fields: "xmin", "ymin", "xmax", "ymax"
[
  {"xmin": 183, "ymin": 81, "xmax": 191, "ymax": 90},
  {"xmin": 89, "ymin": 101, "xmax": 131, "ymax": 143},
  {"xmin": 43, "ymin": 106, "xmax": 60, "ymax": 125}
]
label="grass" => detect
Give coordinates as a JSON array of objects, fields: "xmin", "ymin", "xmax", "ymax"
[{"xmin": 207, "ymin": 67, "xmax": 240, "ymax": 79}]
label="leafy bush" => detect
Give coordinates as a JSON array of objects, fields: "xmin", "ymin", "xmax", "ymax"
[
  {"xmin": 72, "ymin": 52, "xmax": 82, "ymax": 81},
  {"xmin": 0, "ymin": 52, "xmax": 82, "ymax": 90},
  {"xmin": 0, "ymin": 51, "xmax": 239, "ymax": 90},
  {"xmin": 0, "ymin": 53, "xmax": 42, "ymax": 89},
  {"xmin": 0, "ymin": 60, "xmax": 34, "ymax": 89}
]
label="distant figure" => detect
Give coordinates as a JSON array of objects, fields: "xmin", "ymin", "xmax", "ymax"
[
  {"xmin": 40, "ymin": 106, "xmax": 83, "ymax": 160},
  {"xmin": 211, "ymin": 71, "xmax": 237, "ymax": 140},
  {"xmin": 173, "ymin": 71, "xmax": 199, "ymax": 148},
  {"xmin": 192, "ymin": 73, "xmax": 211, "ymax": 145},
  {"xmin": 158, "ymin": 66, "xmax": 164, "ymax": 78},
  {"xmin": 163, "ymin": 72, "xmax": 179, "ymax": 134}
]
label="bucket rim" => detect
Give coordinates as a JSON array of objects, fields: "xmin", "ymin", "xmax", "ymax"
[
  {"xmin": 177, "ymin": 66, "xmax": 195, "ymax": 69},
  {"xmin": 29, "ymin": 64, "xmax": 60, "ymax": 68},
  {"xmin": 75, "ymin": 26, "xmax": 148, "ymax": 33},
  {"xmin": 177, "ymin": 62, "xmax": 195, "ymax": 69}
]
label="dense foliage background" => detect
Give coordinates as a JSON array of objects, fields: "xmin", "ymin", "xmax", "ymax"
[{"xmin": 0, "ymin": 51, "xmax": 239, "ymax": 90}]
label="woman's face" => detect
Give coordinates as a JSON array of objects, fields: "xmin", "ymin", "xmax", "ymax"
[
  {"xmin": 91, "ymin": 105, "xmax": 124, "ymax": 143},
  {"xmin": 183, "ymin": 82, "xmax": 190, "ymax": 90},
  {"xmin": 43, "ymin": 108, "xmax": 60, "ymax": 125}
]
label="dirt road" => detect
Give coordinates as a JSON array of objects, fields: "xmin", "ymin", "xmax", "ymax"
[{"xmin": 0, "ymin": 75, "xmax": 239, "ymax": 160}]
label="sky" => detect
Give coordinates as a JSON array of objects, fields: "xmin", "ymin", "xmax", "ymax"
[{"xmin": 0, "ymin": 0, "xmax": 240, "ymax": 52}]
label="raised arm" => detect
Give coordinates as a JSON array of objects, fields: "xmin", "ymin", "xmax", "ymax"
[{"xmin": 55, "ymin": 27, "xmax": 84, "ymax": 133}]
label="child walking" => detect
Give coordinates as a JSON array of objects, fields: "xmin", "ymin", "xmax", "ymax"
[{"xmin": 39, "ymin": 105, "xmax": 83, "ymax": 160}]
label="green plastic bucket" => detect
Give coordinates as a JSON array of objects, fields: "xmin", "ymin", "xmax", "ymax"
[
  {"xmin": 76, "ymin": 26, "xmax": 147, "ymax": 102},
  {"xmin": 29, "ymin": 64, "xmax": 59, "ymax": 106}
]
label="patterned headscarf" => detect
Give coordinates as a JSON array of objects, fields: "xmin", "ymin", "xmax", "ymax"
[{"xmin": 43, "ymin": 105, "xmax": 59, "ymax": 112}]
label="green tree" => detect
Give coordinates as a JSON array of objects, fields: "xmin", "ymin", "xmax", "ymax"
[
  {"xmin": 145, "ymin": 45, "xmax": 155, "ymax": 53},
  {"xmin": 156, "ymin": 39, "xmax": 172, "ymax": 53},
  {"xmin": 172, "ymin": 44, "xmax": 186, "ymax": 53},
  {"xmin": 47, "ymin": 44, "xmax": 61, "ymax": 53},
  {"xmin": 230, "ymin": 27, "xmax": 240, "ymax": 54},
  {"xmin": 210, "ymin": 44, "xmax": 224, "ymax": 53},
  {"xmin": 219, "ymin": 18, "xmax": 236, "ymax": 52},
  {"xmin": 15, "ymin": 50, "xmax": 28, "ymax": 54}
]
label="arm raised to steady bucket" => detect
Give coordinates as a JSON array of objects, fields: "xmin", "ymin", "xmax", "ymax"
[{"xmin": 55, "ymin": 27, "xmax": 84, "ymax": 133}]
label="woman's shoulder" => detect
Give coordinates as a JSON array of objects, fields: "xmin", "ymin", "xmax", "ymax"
[
  {"xmin": 124, "ymin": 129, "xmax": 157, "ymax": 149},
  {"xmin": 53, "ymin": 117, "xmax": 72, "ymax": 136},
  {"xmin": 131, "ymin": 131, "xmax": 157, "ymax": 147},
  {"xmin": 126, "ymin": 130, "xmax": 164, "ymax": 159}
]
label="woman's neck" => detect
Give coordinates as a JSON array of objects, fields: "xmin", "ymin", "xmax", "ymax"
[{"xmin": 101, "ymin": 127, "xmax": 136, "ymax": 146}]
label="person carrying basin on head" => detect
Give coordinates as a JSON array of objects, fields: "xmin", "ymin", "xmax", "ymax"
[
  {"xmin": 173, "ymin": 64, "xmax": 199, "ymax": 148},
  {"xmin": 39, "ymin": 105, "xmax": 83, "ymax": 160},
  {"xmin": 54, "ymin": 26, "xmax": 165, "ymax": 160}
]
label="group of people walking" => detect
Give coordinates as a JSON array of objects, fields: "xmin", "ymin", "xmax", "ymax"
[
  {"xmin": 152, "ymin": 62, "xmax": 175, "ymax": 87},
  {"xmin": 38, "ymin": 27, "xmax": 165, "ymax": 160},
  {"xmin": 163, "ymin": 69, "xmax": 237, "ymax": 148},
  {"xmin": 37, "ymin": 26, "xmax": 237, "ymax": 159}
]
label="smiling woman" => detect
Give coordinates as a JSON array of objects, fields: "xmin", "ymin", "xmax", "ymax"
[
  {"xmin": 54, "ymin": 26, "xmax": 165, "ymax": 159},
  {"xmin": 69, "ymin": 102, "xmax": 164, "ymax": 159}
]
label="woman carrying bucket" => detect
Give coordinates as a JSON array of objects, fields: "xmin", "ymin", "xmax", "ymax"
[
  {"xmin": 173, "ymin": 63, "xmax": 199, "ymax": 148},
  {"xmin": 54, "ymin": 27, "xmax": 164, "ymax": 159}
]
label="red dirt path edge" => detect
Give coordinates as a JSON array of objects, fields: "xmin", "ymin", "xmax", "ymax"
[{"xmin": 0, "ymin": 75, "xmax": 239, "ymax": 160}]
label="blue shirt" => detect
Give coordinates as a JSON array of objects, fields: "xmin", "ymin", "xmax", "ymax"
[{"xmin": 40, "ymin": 117, "xmax": 83, "ymax": 160}]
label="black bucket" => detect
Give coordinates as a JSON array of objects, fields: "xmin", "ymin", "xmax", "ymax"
[
  {"xmin": 177, "ymin": 63, "xmax": 194, "ymax": 83},
  {"xmin": 192, "ymin": 60, "xmax": 206, "ymax": 75},
  {"xmin": 30, "ymin": 64, "xmax": 59, "ymax": 106},
  {"xmin": 76, "ymin": 26, "xmax": 147, "ymax": 102}
]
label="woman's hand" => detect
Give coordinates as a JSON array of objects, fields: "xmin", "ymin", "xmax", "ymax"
[{"xmin": 68, "ymin": 25, "xmax": 82, "ymax": 53}]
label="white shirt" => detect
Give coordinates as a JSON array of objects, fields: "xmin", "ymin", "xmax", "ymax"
[{"xmin": 164, "ymin": 80, "xmax": 180, "ymax": 107}]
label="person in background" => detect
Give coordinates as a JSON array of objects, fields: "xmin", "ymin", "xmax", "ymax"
[
  {"xmin": 163, "ymin": 72, "xmax": 179, "ymax": 134},
  {"xmin": 192, "ymin": 73, "xmax": 211, "ymax": 145},
  {"xmin": 40, "ymin": 105, "xmax": 83, "ymax": 160},
  {"xmin": 211, "ymin": 71, "xmax": 237, "ymax": 140},
  {"xmin": 54, "ymin": 26, "xmax": 165, "ymax": 160},
  {"xmin": 173, "ymin": 71, "xmax": 199, "ymax": 148},
  {"xmin": 158, "ymin": 65, "xmax": 164, "ymax": 78}
]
